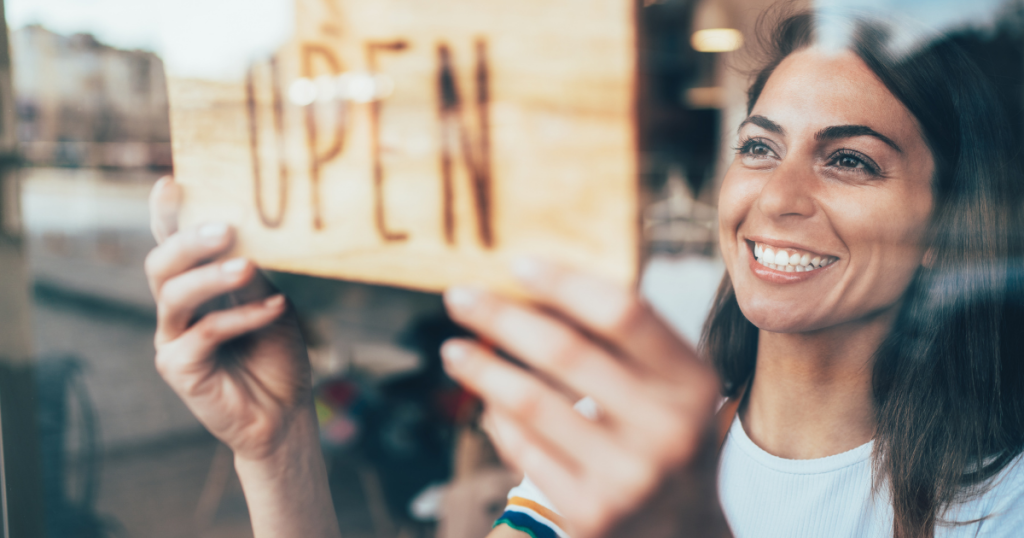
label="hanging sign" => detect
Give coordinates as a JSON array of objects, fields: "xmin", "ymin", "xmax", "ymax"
[{"xmin": 167, "ymin": 0, "xmax": 641, "ymax": 292}]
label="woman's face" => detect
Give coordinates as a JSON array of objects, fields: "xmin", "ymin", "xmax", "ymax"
[{"xmin": 718, "ymin": 48, "xmax": 935, "ymax": 333}]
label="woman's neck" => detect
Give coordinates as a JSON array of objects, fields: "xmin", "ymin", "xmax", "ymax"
[{"xmin": 740, "ymin": 312, "xmax": 895, "ymax": 460}]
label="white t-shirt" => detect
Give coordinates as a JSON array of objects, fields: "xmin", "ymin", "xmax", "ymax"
[
  {"xmin": 718, "ymin": 415, "xmax": 1024, "ymax": 537},
  {"xmin": 499, "ymin": 415, "xmax": 1024, "ymax": 537}
]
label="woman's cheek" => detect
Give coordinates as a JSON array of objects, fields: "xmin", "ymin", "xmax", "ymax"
[
  {"xmin": 717, "ymin": 167, "xmax": 759, "ymax": 264},
  {"xmin": 829, "ymin": 188, "xmax": 931, "ymax": 314}
]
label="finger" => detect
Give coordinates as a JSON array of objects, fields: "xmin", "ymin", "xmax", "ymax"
[
  {"xmin": 145, "ymin": 222, "xmax": 234, "ymax": 298},
  {"xmin": 511, "ymin": 258, "xmax": 701, "ymax": 375},
  {"xmin": 482, "ymin": 407, "xmax": 583, "ymax": 495},
  {"xmin": 445, "ymin": 288, "xmax": 721, "ymax": 454},
  {"xmin": 156, "ymin": 258, "xmax": 256, "ymax": 344},
  {"xmin": 156, "ymin": 294, "xmax": 288, "ymax": 389},
  {"xmin": 444, "ymin": 287, "xmax": 654, "ymax": 424},
  {"xmin": 482, "ymin": 409, "xmax": 596, "ymax": 538},
  {"xmin": 441, "ymin": 338, "xmax": 622, "ymax": 469},
  {"xmin": 479, "ymin": 410, "xmax": 519, "ymax": 470},
  {"xmin": 225, "ymin": 268, "xmax": 277, "ymax": 306},
  {"xmin": 149, "ymin": 176, "xmax": 181, "ymax": 243}
]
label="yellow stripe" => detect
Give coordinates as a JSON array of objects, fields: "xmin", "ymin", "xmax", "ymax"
[{"xmin": 507, "ymin": 496, "xmax": 567, "ymax": 530}]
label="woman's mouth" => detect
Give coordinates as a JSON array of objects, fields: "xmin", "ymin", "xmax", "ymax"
[{"xmin": 749, "ymin": 241, "xmax": 838, "ymax": 274}]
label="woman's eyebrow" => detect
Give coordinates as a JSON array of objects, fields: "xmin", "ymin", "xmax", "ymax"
[
  {"xmin": 738, "ymin": 115, "xmax": 785, "ymax": 135},
  {"xmin": 815, "ymin": 125, "xmax": 903, "ymax": 153}
]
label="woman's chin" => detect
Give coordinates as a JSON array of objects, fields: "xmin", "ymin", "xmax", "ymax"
[{"xmin": 736, "ymin": 300, "xmax": 829, "ymax": 334}]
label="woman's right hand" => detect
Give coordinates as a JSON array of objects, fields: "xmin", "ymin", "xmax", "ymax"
[
  {"xmin": 144, "ymin": 177, "xmax": 313, "ymax": 462},
  {"xmin": 147, "ymin": 177, "xmax": 340, "ymax": 538}
]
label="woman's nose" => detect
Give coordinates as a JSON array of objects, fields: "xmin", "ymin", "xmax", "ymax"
[{"xmin": 756, "ymin": 158, "xmax": 817, "ymax": 220}]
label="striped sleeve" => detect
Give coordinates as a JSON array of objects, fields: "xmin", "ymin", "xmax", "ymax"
[
  {"xmin": 493, "ymin": 398, "xmax": 600, "ymax": 538},
  {"xmin": 493, "ymin": 477, "xmax": 569, "ymax": 538}
]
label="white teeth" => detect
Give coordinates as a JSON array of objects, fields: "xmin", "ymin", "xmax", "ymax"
[{"xmin": 753, "ymin": 242, "xmax": 836, "ymax": 273}]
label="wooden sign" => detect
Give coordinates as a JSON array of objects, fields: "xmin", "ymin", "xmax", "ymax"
[{"xmin": 168, "ymin": 0, "xmax": 640, "ymax": 293}]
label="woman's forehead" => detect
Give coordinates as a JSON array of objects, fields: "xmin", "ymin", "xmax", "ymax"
[{"xmin": 750, "ymin": 48, "xmax": 923, "ymax": 147}]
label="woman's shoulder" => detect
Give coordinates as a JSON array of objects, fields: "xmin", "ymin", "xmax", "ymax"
[
  {"xmin": 981, "ymin": 452, "xmax": 1024, "ymax": 507},
  {"xmin": 945, "ymin": 452, "xmax": 1024, "ymax": 536}
]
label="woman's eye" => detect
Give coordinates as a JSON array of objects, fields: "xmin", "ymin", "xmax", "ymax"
[
  {"xmin": 737, "ymin": 139, "xmax": 775, "ymax": 159},
  {"xmin": 828, "ymin": 151, "xmax": 880, "ymax": 175},
  {"xmin": 836, "ymin": 155, "xmax": 864, "ymax": 168}
]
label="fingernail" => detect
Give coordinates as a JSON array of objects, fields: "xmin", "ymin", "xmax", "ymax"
[
  {"xmin": 264, "ymin": 294, "xmax": 285, "ymax": 308},
  {"xmin": 445, "ymin": 286, "xmax": 480, "ymax": 311},
  {"xmin": 221, "ymin": 258, "xmax": 248, "ymax": 274},
  {"xmin": 199, "ymin": 222, "xmax": 228, "ymax": 240},
  {"xmin": 441, "ymin": 340, "xmax": 469, "ymax": 367},
  {"xmin": 512, "ymin": 257, "xmax": 548, "ymax": 285}
]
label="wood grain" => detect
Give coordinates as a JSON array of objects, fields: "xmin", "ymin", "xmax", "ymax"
[{"xmin": 168, "ymin": 0, "xmax": 640, "ymax": 294}]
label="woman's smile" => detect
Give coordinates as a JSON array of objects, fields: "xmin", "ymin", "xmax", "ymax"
[{"xmin": 745, "ymin": 238, "xmax": 838, "ymax": 283}]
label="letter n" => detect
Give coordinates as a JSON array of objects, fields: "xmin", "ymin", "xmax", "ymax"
[{"xmin": 437, "ymin": 40, "xmax": 494, "ymax": 248}]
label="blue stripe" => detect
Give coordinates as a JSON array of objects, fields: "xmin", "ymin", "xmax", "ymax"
[{"xmin": 494, "ymin": 510, "xmax": 559, "ymax": 538}]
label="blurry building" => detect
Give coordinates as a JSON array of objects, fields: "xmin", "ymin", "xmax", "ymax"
[{"xmin": 11, "ymin": 25, "xmax": 172, "ymax": 170}]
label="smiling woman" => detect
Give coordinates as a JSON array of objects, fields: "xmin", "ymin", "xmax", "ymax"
[
  {"xmin": 140, "ymin": 6, "xmax": 1024, "ymax": 538},
  {"xmin": 704, "ymin": 11, "xmax": 1024, "ymax": 538}
]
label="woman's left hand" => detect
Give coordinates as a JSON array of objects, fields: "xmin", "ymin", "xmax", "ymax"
[{"xmin": 441, "ymin": 260, "xmax": 730, "ymax": 538}]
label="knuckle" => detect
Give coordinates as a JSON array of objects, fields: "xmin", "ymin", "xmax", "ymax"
[
  {"xmin": 193, "ymin": 316, "xmax": 222, "ymax": 342},
  {"xmin": 176, "ymin": 375, "xmax": 204, "ymax": 399},
  {"xmin": 155, "ymin": 287, "xmax": 184, "ymax": 321}
]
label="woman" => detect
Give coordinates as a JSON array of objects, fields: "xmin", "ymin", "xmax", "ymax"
[{"xmin": 144, "ymin": 9, "xmax": 1024, "ymax": 538}]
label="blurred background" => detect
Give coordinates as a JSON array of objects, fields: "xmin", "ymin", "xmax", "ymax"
[{"xmin": 0, "ymin": 0, "xmax": 1021, "ymax": 537}]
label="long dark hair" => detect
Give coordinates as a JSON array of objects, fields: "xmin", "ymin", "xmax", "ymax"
[{"xmin": 700, "ymin": 10, "xmax": 1024, "ymax": 538}]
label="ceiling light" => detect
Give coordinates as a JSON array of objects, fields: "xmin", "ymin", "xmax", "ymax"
[{"xmin": 691, "ymin": 28, "xmax": 743, "ymax": 52}]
